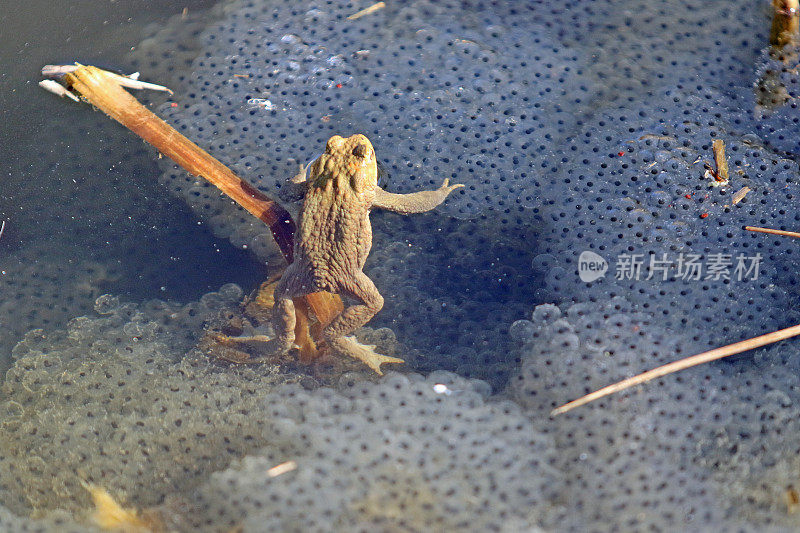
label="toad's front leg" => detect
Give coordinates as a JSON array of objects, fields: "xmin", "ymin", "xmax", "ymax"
[
  {"xmin": 371, "ymin": 178, "xmax": 464, "ymax": 214},
  {"xmin": 325, "ymin": 271, "xmax": 404, "ymax": 375},
  {"xmin": 278, "ymin": 161, "xmax": 313, "ymax": 203}
]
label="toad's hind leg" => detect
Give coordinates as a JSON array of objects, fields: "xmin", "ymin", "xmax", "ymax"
[
  {"xmin": 213, "ymin": 264, "xmax": 303, "ymax": 363},
  {"xmin": 325, "ymin": 272, "xmax": 404, "ymax": 375}
]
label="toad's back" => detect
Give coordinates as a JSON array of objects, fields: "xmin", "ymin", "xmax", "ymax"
[{"xmin": 294, "ymin": 134, "xmax": 378, "ymax": 288}]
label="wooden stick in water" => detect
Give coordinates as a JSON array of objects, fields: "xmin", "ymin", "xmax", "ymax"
[
  {"xmin": 46, "ymin": 64, "xmax": 343, "ymax": 355},
  {"xmin": 551, "ymin": 322, "xmax": 800, "ymax": 416}
]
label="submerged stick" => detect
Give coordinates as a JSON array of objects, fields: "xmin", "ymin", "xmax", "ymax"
[
  {"xmin": 770, "ymin": 0, "xmax": 800, "ymax": 49},
  {"xmin": 756, "ymin": 0, "xmax": 800, "ymax": 110},
  {"xmin": 746, "ymin": 225, "xmax": 800, "ymax": 238},
  {"xmin": 43, "ymin": 64, "xmax": 342, "ymax": 355},
  {"xmin": 552, "ymin": 323, "xmax": 800, "ymax": 416}
]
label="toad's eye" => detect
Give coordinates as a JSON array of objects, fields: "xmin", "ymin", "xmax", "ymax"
[{"xmin": 352, "ymin": 144, "xmax": 370, "ymax": 158}]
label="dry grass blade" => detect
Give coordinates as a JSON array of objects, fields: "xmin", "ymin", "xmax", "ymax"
[
  {"xmin": 266, "ymin": 460, "xmax": 298, "ymax": 478},
  {"xmin": 551, "ymin": 322, "xmax": 800, "ymax": 416},
  {"xmin": 746, "ymin": 225, "xmax": 800, "ymax": 238}
]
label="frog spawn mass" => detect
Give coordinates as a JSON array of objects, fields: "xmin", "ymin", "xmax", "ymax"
[{"xmin": 5, "ymin": 0, "xmax": 800, "ymax": 531}]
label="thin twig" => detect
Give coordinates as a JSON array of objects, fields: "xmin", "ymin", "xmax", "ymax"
[
  {"xmin": 745, "ymin": 225, "xmax": 800, "ymax": 238},
  {"xmin": 347, "ymin": 1, "xmax": 386, "ymax": 20},
  {"xmin": 0, "ymin": 220, "xmax": 5, "ymax": 241},
  {"xmin": 551, "ymin": 322, "xmax": 800, "ymax": 416}
]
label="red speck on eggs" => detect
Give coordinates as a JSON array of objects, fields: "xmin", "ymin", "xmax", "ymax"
[
  {"xmin": 685, "ymin": 194, "xmax": 692, "ymax": 199},
  {"xmin": 336, "ymin": 83, "xmax": 343, "ymax": 88},
  {"xmin": 617, "ymin": 151, "xmax": 625, "ymax": 157},
  {"xmin": 170, "ymin": 103, "xmax": 178, "ymax": 107},
  {"xmin": 700, "ymin": 212, "xmax": 709, "ymax": 219}
]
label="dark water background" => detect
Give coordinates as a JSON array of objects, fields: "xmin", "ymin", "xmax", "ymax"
[{"xmin": 0, "ymin": 1, "xmax": 263, "ymax": 373}]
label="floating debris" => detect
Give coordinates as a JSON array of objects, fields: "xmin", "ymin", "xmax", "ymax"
[
  {"xmin": 787, "ymin": 487, "xmax": 800, "ymax": 514},
  {"xmin": 731, "ymin": 186, "xmax": 751, "ymax": 204},
  {"xmin": 770, "ymin": 0, "xmax": 800, "ymax": 49},
  {"xmin": 755, "ymin": 0, "xmax": 800, "ymax": 110},
  {"xmin": 267, "ymin": 460, "xmax": 298, "ymax": 478},
  {"xmin": 38, "ymin": 79, "xmax": 79, "ymax": 101},
  {"xmin": 42, "ymin": 63, "xmax": 173, "ymax": 95},
  {"xmin": 704, "ymin": 139, "xmax": 729, "ymax": 187},
  {"xmin": 247, "ymin": 98, "xmax": 275, "ymax": 111},
  {"xmin": 82, "ymin": 481, "xmax": 162, "ymax": 532},
  {"xmin": 347, "ymin": 1, "xmax": 386, "ymax": 20}
]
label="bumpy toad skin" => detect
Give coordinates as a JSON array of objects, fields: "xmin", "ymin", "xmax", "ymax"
[{"xmin": 235, "ymin": 134, "xmax": 463, "ymax": 374}]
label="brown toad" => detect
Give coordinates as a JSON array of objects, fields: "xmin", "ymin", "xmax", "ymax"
[{"xmin": 228, "ymin": 134, "xmax": 463, "ymax": 374}]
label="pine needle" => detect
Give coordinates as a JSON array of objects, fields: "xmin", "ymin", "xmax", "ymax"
[
  {"xmin": 347, "ymin": 2, "xmax": 386, "ymax": 20},
  {"xmin": 551, "ymin": 322, "xmax": 800, "ymax": 416},
  {"xmin": 746, "ymin": 225, "xmax": 800, "ymax": 238}
]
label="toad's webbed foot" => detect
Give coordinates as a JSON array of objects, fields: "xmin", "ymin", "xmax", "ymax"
[
  {"xmin": 328, "ymin": 336, "xmax": 404, "ymax": 375},
  {"xmin": 208, "ymin": 290, "xmax": 298, "ymax": 364},
  {"xmin": 208, "ymin": 333, "xmax": 296, "ymax": 364}
]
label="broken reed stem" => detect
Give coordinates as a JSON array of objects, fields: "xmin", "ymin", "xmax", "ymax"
[
  {"xmin": 711, "ymin": 139, "xmax": 728, "ymax": 183},
  {"xmin": 62, "ymin": 65, "xmax": 341, "ymax": 339},
  {"xmin": 65, "ymin": 66, "xmax": 294, "ymax": 259},
  {"xmin": 552, "ymin": 322, "xmax": 800, "ymax": 416},
  {"xmin": 771, "ymin": 0, "xmax": 800, "ymax": 49},
  {"xmin": 745, "ymin": 225, "xmax": 800, "ymax": 238}
]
